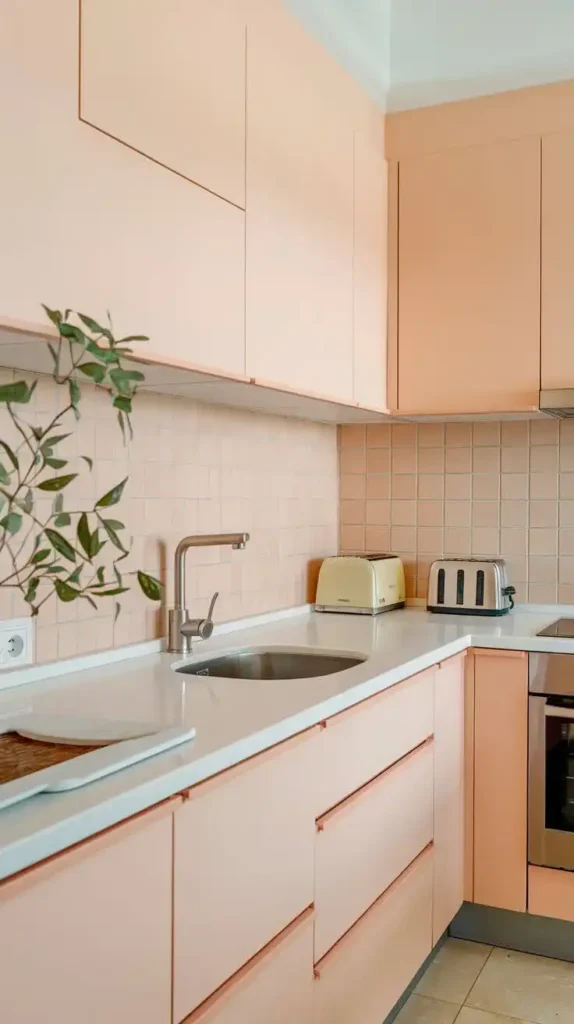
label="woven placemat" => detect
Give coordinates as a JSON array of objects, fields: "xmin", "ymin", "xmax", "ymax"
[{"xmin": 0, "ymin": 733, "xmax": 104, "ymax": 785}]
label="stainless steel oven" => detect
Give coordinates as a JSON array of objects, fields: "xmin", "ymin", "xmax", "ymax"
[{"xmin": 529, "ymin": 653, "xmax": 574, "ymax": 871}]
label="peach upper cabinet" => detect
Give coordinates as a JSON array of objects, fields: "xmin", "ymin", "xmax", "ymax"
[
  {"xmin": 394, "ymin": 136, "xmax": 541, "ymax": 415},
  {"xmin": 1, "ymin": 0, "xmax": 246, "ymax": 377},
  {"xmin": 245, "ymin": 4, "xmax": 387, "ymax": 408},
  {"xmin": 80, "ymin": 0, "xmax": 247, "ymax": 209},
  {"xmin": 541, "ymin": 130, "xmax": 574, "ymax": 390}
]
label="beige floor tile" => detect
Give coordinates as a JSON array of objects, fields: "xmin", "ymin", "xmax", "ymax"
[
  {"xmin": 457, "ymin": 1008, "xmax": 531, "ymax": 1024},
  {"xmin": 466, "ymin": 946, "xmax": 574, "ymax": 1024},
  {"xmin": 415, "ymin": 939, "xmax": 493, "ymax": 1005},
  {"xmin": 395, "ymin": 993, "xmax": 460, "ymax": 1023}
]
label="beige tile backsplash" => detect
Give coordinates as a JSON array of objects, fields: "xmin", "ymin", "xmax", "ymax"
[
  {"xmin": 339, "ymin": 419, "xmax": 574, "ymax": 604},
  {"xmin": 0, "ymin": 371, "xmax": 337, "ymax": 664}
]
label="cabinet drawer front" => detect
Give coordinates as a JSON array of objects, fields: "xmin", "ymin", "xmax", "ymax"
[
  {"xmin": 529, "ymin": 866, "xmax": 574, "ymax": 923},
  {"xmin": 315, "ymin": 739, "xmax": 434, "ymax": 960},
  {"xmin": 314, "ymin": 845, "xmax": 434, "ymax": 1024},
  {"xmin": 315, "ymin": 668, "xmax": 435, "ymax": 816},
  {"xmin": 184, "ymin": 910, "xmax": 314, "ymax": 1024},
  {"xmin": 0, "ymin": 810, "xmax": 173, "ymax": 1024},
  {"xmin": 173, "ymin": 730, "xmax": 318, "ymax": 1021}
]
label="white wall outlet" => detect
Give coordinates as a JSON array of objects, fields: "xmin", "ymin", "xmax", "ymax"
[{"xmin": 0, "ymin": 617, "xmax": 34, "ymax": 669}]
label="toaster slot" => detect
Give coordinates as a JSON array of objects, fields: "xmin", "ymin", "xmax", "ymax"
[
  {"xmin": 476, "ymin": 569, "xmax": 485, "ymax": 607},
  {"xmin": 437, "ymin": 568, "xmax": 445, "ymax": 605},
  {"xmin": 456, "ymin": 568, "xmax": 465, "ymax": 606}
]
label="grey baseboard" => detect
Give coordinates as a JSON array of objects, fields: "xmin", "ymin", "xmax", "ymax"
[
  {"xmin": 383, "ymin": 931, "xmax": 448, "ymax": 1024},
  {"xmin": 450, "ymin": 901, "xmax": 574, "ymax": 963}
]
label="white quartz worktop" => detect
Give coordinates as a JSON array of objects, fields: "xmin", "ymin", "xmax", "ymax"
[{"xmin": 0, "ymin": 605, "xmax": 572, "ymax": 881}]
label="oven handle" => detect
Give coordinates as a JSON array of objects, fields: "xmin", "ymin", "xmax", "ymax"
[{"xmin": 545, "ymin": 704, "xmax": 574, "ymax": 719}]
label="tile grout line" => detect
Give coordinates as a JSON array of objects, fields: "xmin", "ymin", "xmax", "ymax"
[{"xmin": 460, "ymin": 944, "xmax": 496, "ymax": 1009}]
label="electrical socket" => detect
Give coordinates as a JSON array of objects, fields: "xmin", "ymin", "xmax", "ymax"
[{"xmin": 0, "ymin": 618, "xmax": 34, "ymax": 669}]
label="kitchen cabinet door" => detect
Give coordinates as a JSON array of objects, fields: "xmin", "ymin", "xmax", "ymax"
[
  {"xmin": 433, "ymin": 654, "xmax": 465, "ymax": 941},
  {"xmin": 0, "ymin": 803, "xmax": 174, "ymax": 1024},
  {"xmin": 396, "ymin": 137, "xmax": 540, "ymax": 414},
  {"xmin": 80, "ymin": 0, "xmax": 247, "ymax": 209},
  {"xmin": 353, "ymin": 113, "xmax": 388, "ymax": 411},
  {"xmin": 245, "ymin": 5, "xmax": 354, "ymax": 403},
  {"xmin": 183, "ymin": 910, "xmax": 313, "ymax": 1024},
  {"xmin": 314, "ymin": 845, "xmax": 433, "ymax": 1024},
  {"xmin": 173, "ymin": 729, "xmax": 318, "ymax": 1022},
  {"xmin": 1, "ymin": 0, "xmax": 246, "ymax": 378},
  {"xmin": 541, "ymin": 130, "xmax": 574, "ymax": 389},
  {"xmin": 474, "ymin": 649, "xmax": 528, "ymax": 912}
]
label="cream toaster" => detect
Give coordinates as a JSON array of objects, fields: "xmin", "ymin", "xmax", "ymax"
[{"xmin": 315, "ymin": 555, "xmax": 406, "ymax": 615}]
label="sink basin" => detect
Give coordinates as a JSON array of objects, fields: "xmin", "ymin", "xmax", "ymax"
[{"xmin": 176, "ymin": 647, "xmax": 365, "ymax": 680}]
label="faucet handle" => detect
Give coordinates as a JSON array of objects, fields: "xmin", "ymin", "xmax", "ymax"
[{"xmin": 198, "ymin": 591, "xmax": 219, "ymax": 640}]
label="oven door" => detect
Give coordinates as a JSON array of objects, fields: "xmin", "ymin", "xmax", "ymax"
[{"xmin": 529, "ymin": 695, "xmax": 574, "ymax": 871}]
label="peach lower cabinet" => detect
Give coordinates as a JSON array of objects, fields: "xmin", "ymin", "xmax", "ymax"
[{"xmin": 0, "ymin": 654, "xmax": 466, "ymax": 1024}]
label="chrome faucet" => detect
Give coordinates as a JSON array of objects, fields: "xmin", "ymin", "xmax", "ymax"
[{"xmin": 168, "ymin": 533, "xmax": 250, "ymax": 654}]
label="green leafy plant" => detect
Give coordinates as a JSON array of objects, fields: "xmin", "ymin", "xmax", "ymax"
[{"xmin": 0, "ymin": 306, "xmax": 162, "ymax": 620}]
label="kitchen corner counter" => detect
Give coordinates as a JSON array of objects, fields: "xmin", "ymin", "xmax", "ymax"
[{"xmin": 0, "ymin": 605, "xmax": 570, "ymax": 881}]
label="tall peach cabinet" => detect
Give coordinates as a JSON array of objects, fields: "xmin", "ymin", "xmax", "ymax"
[
  {"xmin": 433, "ymin": 655, "xmax": 465, "ymax": 941},
  {"xmin": 0, "ymin": 805, "xmax": 173, "ymax": 1024},
  {"xmin": 473, "ymin": 650, "xmax": 528, "ymax": 912},
  {"xmin": 541, "ymin": 130, "xmax": 574, "ymax": 389},
  {"xmin": 395, "ymin": 137, "xmax": 541, "ymax": 414}
]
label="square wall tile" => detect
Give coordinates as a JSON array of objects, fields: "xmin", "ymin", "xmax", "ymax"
[
  {"xmin": 472, "ymin": 528, "xmax": 500, "ymax": 556},
  {"xmin": 444, "ymin": 528, "xmax": 471, "ymax": 554},
  {"xmin": 501, "ymin": 447, "xmax": 529, "ymax": 473},
  {"xmin": 418, "ymin": 423, "xmax": 445, "ymax": 447},
  {"xmin": 419, "ymin": 475, "xmax": 444, "ymax": 500},
  {"xmin": 340, "ymin": 448, "xmax": 366, "ymax": 475},
  {"xmin": 392, "ymin": 423, "xmax": 417, "ymax": 447},
  {"xmin": 392, "ymin": 448, "xmax": 417, "ymax": 474},
  {"xmin": 391, "ymin": 500, "xmax": 417, "ymax": 526},
  {"xmin": 531, "ymin": 473, "xmax": 559, "ymax": 500},
  {"xmin": 418, "ymin": 527, "xmax": 444, "ymax": 553},
  {"xmin": 445, "ymin": 475, "xmax": 471, "ymax": 500},
  {"xmin": 559, "ymin": 530, "xmax": 574, "ymax": 555},
  {"xmin": 529, "ymin": 501, "xmax": 558, "ymax": 528},
  {"xmin": 392, "ymin": 475, "xmax": 417, "ymax": 500},
  {"xmin": 501, "ymin": 528, "xmax": 528, "ymax": 555},
  {"xmin": 419, "ymin": 448, "xmax": 445, "ymax": 473},
  {"xmin": 530, "ymin": 446, "xmax": 558, "ymax": 473},
  {"xmin": 366, "ymin": 500, "xmax": 390, "ymax": 525},
  {"xmin": 530, "ymin": 419, "xmax": 559, "ymax": 445},
  {"xmin": 560, "ymin": 501, "xmax": 574, "ymax": 526},
  {"xmin": 339, "ymin": 424, "xmax": 366, "ymax": 449},
  {"xmin": 446, "ymin": 447, "xmax": 472, "ymax": 473},
  {"xmin": 366, "ymin": 423, "xmax": 390, "ymax": 448},
  {"xmin": 501, "ymin": 421, "xmax": 529, "ymax": 446},
  {"xmin": 472, "ymin": 448, "xmax": 501, "ymax": 474},
  {"xmin": 500, "ymin": 474, "xmax": 528, "ymax": 500},
  {"xmin": 340, "ymin": 500, "xmax": 365, "ymax": 525},
  {"xmin": 446, "ymin": 423, "xmax": 472, "ymax": 447},
  {"xmin": 445, "ymin": 502, "xmax": 472, "ymax": 528},
  {"xmin": 472, "ymin": 475, "xmax": 500, "ymax": 500},
  {"xmin": 366, "ymin": 448, "xmax": 390, "ymax": 473},
  {"xmin": 366, "ymin": 474, "xmax": 390, "ymax": 499},
  {"xmin": 472, "ymin": 422, "xmax": 501, "ymax": 446},
  {"xmin": 501, "ymin": 501, "xmax": 528, "ymax": 527},
  {"xmin": 472, "ymin": 502, "xmax": 499, "ymax": 527},
  {"xmin": 560, "ymin": 474, "xmax": 574, "ymax": 499},
  {"xmin": 365, "ymin": 525, "xmax": 390, "ymax": 551},
  {"xmin": 391, "ymin": 526, "xmax": 416, "ymax": 551},
  {"xmin": 340, "ymin": 474, "xmax": 366, "ymax": 500},
  {"xmin": 529, "ymin": 529, "xmax": 557, "ymax": 556},
  {"xmin": 529, "ymin": 556, "xmax": 558, "ymax": 584},
  {"xmin": 340, "ymin": 525, "xmax": 365, "ymax": 552},
  {"xmin": 418, "ymin": 501, "xmax": 444, "ymax": 527}
]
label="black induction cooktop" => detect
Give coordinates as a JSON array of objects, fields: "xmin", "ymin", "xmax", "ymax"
[{"xmin": 537, "ymin": 618, "xmax": 574, "ymax": 638}]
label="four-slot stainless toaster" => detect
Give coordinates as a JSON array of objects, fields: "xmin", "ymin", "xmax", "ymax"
[{"xmin": 427, "ymin": 558, "xmax": 515, "ymax": 616}]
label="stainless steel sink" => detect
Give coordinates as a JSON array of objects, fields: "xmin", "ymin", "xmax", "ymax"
[{"xmin": 176, "ymin": 647, "xmax": 365, "ymax": 680}]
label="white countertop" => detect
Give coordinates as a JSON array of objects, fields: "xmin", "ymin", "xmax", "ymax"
[{"xmin": 0, "ymin": 605, "xmax": 571, "ymax": 881}]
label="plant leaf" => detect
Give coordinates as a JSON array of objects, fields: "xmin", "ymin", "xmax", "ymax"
[
  {"xmin": 78, "ymin": 362, "xmax": 106, "ymax": 384},
  {"xmin": 100, "ymin": 518, "xmax": 127, "ymax": 553},
  {"xmin": 68, "ymin": 564, "xmax": 83, "ymax": 585},
  {"xmin": 53, "ymin": 492, "xmax": 64, "ymax": 514},
  {"xmin": 42, "ymin": 305, "xmax": 62, "ymax": 327},
  {"xmin": 0, "ymin": 463, "xmax": 10, "ymax": 485},
  {"xmin": 24, "ymin": 577, "xmax": 40, "ymax": 606},
  {"xmin": 53, "ymin": 512, "xmax": 71, "ymax": 528},
  {"xmin": 86, "ymin": 339, "xmax": 119, "ymax": 365},
  {"xmin": 0, "ymin": 440, "xmax": 18, "ymax": 470},
  {"xmin": 0, "ymin": 512, "xmax": 22, "ymax": 535},
  {"xmin": 96, "ymin": 565, "xmax": 105, "ymax": 586},
  {"xmin": 37, "ymin": 473, "xmax": 77, "ymax": 492},
  {"xmin": 42, "ymin": 433, "xmax": 71, "ymax": 450},
  {"xmin": 113, "ymin": 394, "xmax": 132, "ymax": 414},
  {"xmin": 0, "ymin": 381, "xmax": 31, "ymax": 404},
  {"xmin": 77, "ymin": 313, "xmax": 113, "ymax": 341},
  {"xmin": 114, "ymin": 600, "xmax": 121, "ymax": 623},
  {"xmin": 54, "ymin": 579, "xmax": 81, "ymax": 602},
  {"xmin": 81, "ymin": 594, "xmax": 97, "ymax": 610},
  {"xmin": 45, "ymin": 457, "xmax": 67, "ymax": 470},
  {"xmin": 96, "ymin": 477, "xmax": 127, "ymax": 508},
  {"xmin": 77, "ymin": 512, "xmax": 92, "ymax": 560},
  {"xmin": 113, "ymin": 564, "xmax": 123, "ymax": 588},
  {"xmin": 43, "ymin": 564, "xmax": 66, "ymax": 574},
  {"xmin": 117, "ymin": 335, "xmax": 149, "ymax": 344},
  {"xmin": 30, "ymin": 548, "xmax": 51, "ymax": 565},
  {"xmin": 17, "ymin": 489, "xmax": 33, "ymax": 514},
  {"xmin": 137, "ymin": 571, "xmax": 162, "ymax": 601},
  {"xmin": 45, "ymin": 527, "xmax": 76, "ymax": 562},
  {"xmin": 59, "ymin": 322, "xmax": 87, "ymax": 346},
  {"xmin": 110, "ymin": 368, "xmax": 145, "ymax": 384},
  {"xmin": 68, "ymin": 379, "xmax": 81, "ymax": 419},
  {"xmin": 89, "ymin": 586, "xmax": 130, "ymax": 597},
  {"xmin": 81, "ymin": 456, "xmax": 93, "ymax": 471},
  {"xmin": 103, "ymin": 518, "xmax": 125, "ymax": 531},
  {"xmin": 47, "ymin": 343, "xmax": 59, "ymax": 367}
]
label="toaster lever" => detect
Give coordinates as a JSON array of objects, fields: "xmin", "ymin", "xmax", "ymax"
[{"xmin": 502, "ymin": 585, "xmax": 516, "ymax": 609}]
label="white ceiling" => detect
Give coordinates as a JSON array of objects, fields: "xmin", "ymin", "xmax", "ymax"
[{"xmin": 287, "ymin": 0, "xmax": 574, "ymax": 111}]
